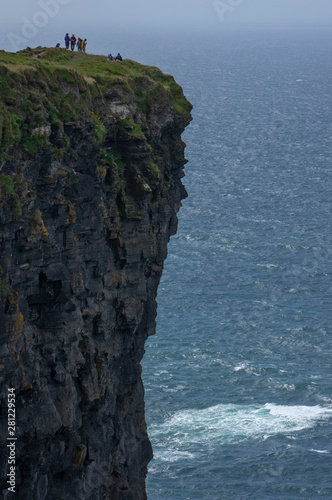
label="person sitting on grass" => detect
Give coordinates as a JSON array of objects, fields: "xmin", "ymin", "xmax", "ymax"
[
  {"xmin": 107, "ymin": 53, "xmax": 114, "ymax": 61},
  {"xmin": 115, "ymin": 53, "xmax": 123, "ymax": 61}
]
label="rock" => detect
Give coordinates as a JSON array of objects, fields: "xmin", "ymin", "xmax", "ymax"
[{"xmin": 0, "ymin": 49, "xmax": 192, "ymax": 500}]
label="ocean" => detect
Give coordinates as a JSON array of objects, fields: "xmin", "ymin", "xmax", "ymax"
[
  {"xmin": 1, "ymin": 22, "xmax": 332, "ymax": 499},
  {"xmin": 140, "ymin": 28, "xmax": 332, "ymax": 499}
]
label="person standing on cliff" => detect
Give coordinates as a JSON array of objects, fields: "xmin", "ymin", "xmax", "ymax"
[
  {"xmin": 70, "ymin": 34, "xmax": 76, "ymax": 51},
  {"xmin": 64, "ymin": 33, "xmax": 70, "ymax": 49},
  {"xmin": 83, "ymin": 39, "xmax": 87, "ymax": 52}
]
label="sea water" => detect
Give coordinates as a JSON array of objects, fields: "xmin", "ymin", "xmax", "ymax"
[
  {"xmin": 1, "ymin": 24, "xmax": 332, "ymax": 499},
  {"xmin": 140, "ymin": 28, "xmax": 332, "ymax": 499}
]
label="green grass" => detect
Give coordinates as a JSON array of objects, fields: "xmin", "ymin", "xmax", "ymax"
[
  {"xmin": 119, "ymin": 118, "xmax": 145, "ymax": 139},
  {"xmin": 0, "ymin": 47, "xmax": 192, "ymax": 119},
  {"xmin": 21, "ymin": 135, "xmax": 47, "ymax": 158},
  {"xmin": 0, "ymin": 47, "xmax": 192, "ymax": 163},
  {"xmin": 99, "ymin": 148, "xmax": 126, "ymax": 176},
  {"xmin": 0, "ymin": 104, "xmax": 22, "ymax": 150},
  {"xmin": 0, "ymin": 175, "xmax": 22, "ymax": 220},
  {"xmin": 0, "ymin": 175, "xmax": 14, "ymax": 196}
]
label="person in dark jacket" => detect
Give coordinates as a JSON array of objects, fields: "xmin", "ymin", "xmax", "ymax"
[
  {"xmin": 70, "ymin": 34, "xmax": 76, "ymax": 51},
  {"xmin": 64, "ymin": 33, "xmax": 70, "ymax": 49},
  {"xmin": 115, "ymin": 53, "xmax": 123, "ymax": 61}
]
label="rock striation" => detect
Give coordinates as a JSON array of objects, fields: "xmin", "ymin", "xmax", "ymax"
[{"xmin": 0, "ymin": 47, "xmax": 192, "ymax": 499}]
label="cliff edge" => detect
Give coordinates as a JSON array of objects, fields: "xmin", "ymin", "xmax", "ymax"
[{"xmin": 0, "ymin": 47, "xmax": 192, "ymax": 500}]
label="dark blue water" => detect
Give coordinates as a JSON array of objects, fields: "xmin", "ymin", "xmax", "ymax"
[
  {"xmin": 140, "ymin": 29, "xmax": 332, "ymax": 499},
  {"xmin": 1, "ymin": 24, "xmax": 332, "ymax": 499}
]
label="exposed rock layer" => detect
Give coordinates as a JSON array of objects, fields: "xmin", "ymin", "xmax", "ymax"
[{"xmin": 0, "ymin": 48, "xmax": 192, "ymax": 499}]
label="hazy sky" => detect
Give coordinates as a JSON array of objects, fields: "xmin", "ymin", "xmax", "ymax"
[{"xmin": 3, "ymin": 0, "xmax": 332, "ymax": 31}]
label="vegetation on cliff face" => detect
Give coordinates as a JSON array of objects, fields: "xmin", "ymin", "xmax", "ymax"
[
  {"xmin": 0, "ymin": 47, "xmax": 192, "ymax": 499},
  {"xmin": 0, "ymin": 47, "xmax": 191, "ymax": 160},
  {"xmin": 0, "ymin": 47, "xmax": 192, "ymax": 227}
]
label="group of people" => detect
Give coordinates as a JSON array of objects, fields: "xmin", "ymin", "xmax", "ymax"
[
  {"xmin": 64, "ymin": 33, "xmax": 87, "ymax": 52},
  {"xmin": 108, "ymin": 53, "xmax": 123, "ymax": 61},
  {"xmin": 62, "ymin": 33, "xmax": 124, "ymax": 60}
]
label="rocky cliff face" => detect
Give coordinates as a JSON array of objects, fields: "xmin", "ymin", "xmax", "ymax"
[{"xmin": 0, "ymin": 48, "xmax": 192, "ymax": 499}]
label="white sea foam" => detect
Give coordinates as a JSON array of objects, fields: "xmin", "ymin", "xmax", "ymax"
[
  {"xmin": 149, "ymin": 403, "xmax": 332, "ymax": 450},
  {"xmin": 309, "ymin": 449, "xmax": 330, "ymax": 454},
  {"xmin": 233, "ymin": 363, "xmax": 260, "ymax": 376},
  {"xmin": 264, "ymin": 403, "xmax": 332, "ymax": 419},
  {"xmin": 153, "ymin": 450, "xmax": 196, "ymax": 463},
  {"xmin": 281, "ymin": 383, "xmax": 296, "ymax": 391},
  {"xmin": 234, "ymin": 363, "xmax": 247, "ymax": 372}
]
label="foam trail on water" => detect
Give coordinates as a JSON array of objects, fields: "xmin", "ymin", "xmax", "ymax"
[{"xmin": 149, "ymin": 403, "xmax": 332, "ymax": 453}]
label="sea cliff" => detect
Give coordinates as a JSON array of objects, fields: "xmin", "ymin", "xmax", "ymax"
[{"xmin": 0, "ymin": 47, "xmax": 192, "ymax": 500}]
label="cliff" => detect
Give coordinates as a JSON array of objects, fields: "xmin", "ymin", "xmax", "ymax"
[{"xmin": 0, "ymin": 47, "xmax": 192, "ymax": 500}]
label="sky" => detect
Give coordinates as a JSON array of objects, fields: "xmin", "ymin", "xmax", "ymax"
[
  {"xmin": 2, "ymin": 0, "xmax": 332, "ymax": 53},
  {"xmin": 3, "ymin": 0, "xmax": 332, "ymax": 32}
]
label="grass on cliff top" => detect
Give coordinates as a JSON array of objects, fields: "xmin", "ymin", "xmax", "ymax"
[{"xmin": 0, "ymin": 47, "xmax": 192, "ymax": 119}]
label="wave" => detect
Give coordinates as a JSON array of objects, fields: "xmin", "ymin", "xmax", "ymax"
[{"xmin": 149, "ymin": 403, "xmax": 332, "ymax": 451}]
